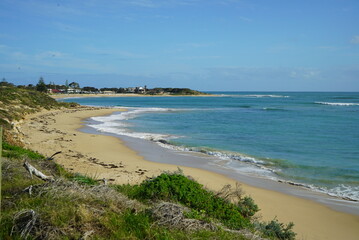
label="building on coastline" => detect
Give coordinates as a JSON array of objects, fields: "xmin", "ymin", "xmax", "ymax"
[
  {"xmin": 136, "ymin": 86, "xmax": 146, "ymax": 94},
  {"xmin": 66, "ymin": 87, "xmax": 81, "ymax": 94},
  {"xmin": 102, "ymin": 90, "xmax": 116, "ymax": 94}
]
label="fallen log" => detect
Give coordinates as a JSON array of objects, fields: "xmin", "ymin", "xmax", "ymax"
[{"xmin": 23, "ymin": 161, "xmax": 54, "ymax": 182}]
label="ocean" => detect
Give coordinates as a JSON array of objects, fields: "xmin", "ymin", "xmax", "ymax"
[{"xmin": 62, "ymin": 92, "xmax": 359, "ymax": 201}]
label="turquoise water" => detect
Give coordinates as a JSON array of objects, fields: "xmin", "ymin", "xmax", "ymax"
[{"xmin": 63, "ymin": 92, "xmax": 359, "ymax": 200}]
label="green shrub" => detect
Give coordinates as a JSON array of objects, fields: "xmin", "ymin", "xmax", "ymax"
[
  {"xmin": 130, "ymin": 172, "xmax": 250, "ymax": 229},
  {"xmin": 260, "ymin": 219, "xmax": 296, "ymax": 240},
  {"xmin": 237, "ymin": 196, "xmax": 259, "ymax": 218}
]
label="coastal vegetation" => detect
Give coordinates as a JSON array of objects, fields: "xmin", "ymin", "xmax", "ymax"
[
  {"xmin": 1, "ymin": 84, "xmax": 296, "ymax": 239},
  {"xmin": 1, "ymin": 142, "xmax": 295, "ymax": 239},
  {"xmin": 145, "ymin": 88, "xmax": 207, "ymax": 95},
  {"xmin": 1, "ymin": 77, "xmax": 208, "ymax": 95},
  {"xmin": 0, "ymin": 84, "xmax": 77, "ymax": 144}
]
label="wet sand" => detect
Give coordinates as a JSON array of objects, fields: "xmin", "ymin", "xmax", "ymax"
[{"xmin": 20, "ymin": 107, "xmax": 359, "ymax": 240}]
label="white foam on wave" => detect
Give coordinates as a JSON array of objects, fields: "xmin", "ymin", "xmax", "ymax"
[
  {"xmin": 216, "ymin": 94, "xmax": 289, "ymax": 98},
  {"xmin": 162, "ymin": 142, "xmax": 359, "ymax": 201},
  {"xmin": 156, "ymin": 141, "xmax": 276, "ymax": 176},
  {"xmin": 246, "ymin": 94, "xmax": 289, "ymax": 98},
  {"xmin": 88, "ymin": 107, "xmax": 178, "ymax": 141},
  {"xmin": 315, "ymin": 102, "xmax": 359, "ymax": 106},
  {"xmin": 93, "ymin": 107, "xmax": 172, "ymax": 121},
  {"xmin": 88, "ymin": 107, "xmax": 359, "ymax": 202},
  {"xmin": 307, "ymin": 184, "xmax": 359, "ymax": 202},
  {"xmin": 241, "ymin": 94, "xmax": 289, "ymax": 98}
]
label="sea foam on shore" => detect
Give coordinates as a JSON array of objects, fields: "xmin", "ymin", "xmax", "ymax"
[
  {"xmin": 63, "ymin": 92, "xmax": 359, "ymax": 204},
  {"xmin": 87, "ymin": 107, "xmax": 359, "ymax": 202}
]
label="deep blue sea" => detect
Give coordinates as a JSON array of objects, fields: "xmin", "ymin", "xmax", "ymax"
[{"xmin": 63, "ymin": 92, "xmax": 359, "ymax": 200}]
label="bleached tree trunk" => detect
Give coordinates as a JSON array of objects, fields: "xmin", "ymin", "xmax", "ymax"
[{"xmin": 23, "ymin": 161, "xmax": 53, "ymax": 181}]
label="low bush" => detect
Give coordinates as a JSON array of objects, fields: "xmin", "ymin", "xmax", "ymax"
[
  {"xmin": 259, "ymin": 219, "xmax": 296, "ymax": 240},
  {"xmin": 237, "ymin": 196, "xmax": 259, "ymax": 218},
  {"xmin": 126, "ymin": 172, "xmax": 252, "ymax": 229},
  {"xmin": 1, "ymin": 142, "xmax": 296, "ymax": 239}
]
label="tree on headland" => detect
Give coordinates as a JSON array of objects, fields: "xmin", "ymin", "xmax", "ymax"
[
  {"xmin": 82, "ymin": 86, "xmax": 98, "ymax": 92},
  {"xmin": 0, "ymin": 78, "xmax": 15, "ymax": 87},
  {"xmin": 69, "ymin": 81, "xmax": 80, "ymax": 89},
  {"xmin": 36, "ymin": 77, "xmax": 47, "ymax": 92},
  {"xmin": 49, "ymin": 81, "xmax": 56, "ymax": 90}
]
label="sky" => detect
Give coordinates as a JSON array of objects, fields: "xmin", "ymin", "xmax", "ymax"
[{"xmin": 0, "ymin": 0, "xmax": 358, "ymax": 91}]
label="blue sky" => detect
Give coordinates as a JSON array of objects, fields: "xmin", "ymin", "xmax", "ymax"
[{"xmin": 0, "ymin": 0, "xmax": 358, "ymax": 91}]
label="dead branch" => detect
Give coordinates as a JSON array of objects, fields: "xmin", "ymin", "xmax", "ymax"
[
  {"xmin": 23, "ymin": 160, "xmax": 54, "ymax": 182},
  {"xmin": 46, "ymin": 151, "xmax": 62, "ymax": 161},
  {"xmin": 11, "ymin": 209, "xmax": 38, "ymax": 239}
]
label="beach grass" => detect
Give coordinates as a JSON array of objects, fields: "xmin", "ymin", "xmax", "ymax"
[
  {"xmin": 0, "ymin": 86, "xmax": 299, "ymax": 239},
  {"xmin": 1, "ymin": 141, "xmax": 296, "ymax": 239}
]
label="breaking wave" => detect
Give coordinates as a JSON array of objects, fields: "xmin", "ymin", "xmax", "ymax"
[
  {"xmin": 89, "ymin": 107, "xmax": 179, "ymax": 141},
  {"xmin": 87, "ymin": 107, "xmax": 359, "ymax": 202},
  {"xmin": 315, "ymin": 102, "xmax": 359, "ymax": 106},
  {"xmin": 230, "ymin": 94, "xmax": 290, "ymax": 98}
]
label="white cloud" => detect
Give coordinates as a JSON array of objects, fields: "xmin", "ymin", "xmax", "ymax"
[
  {"xmin": 351, "ymin": 36, "xmax": 359, "ymax": 44},
  {"xmin": 302, "ymin": 70, "xmax": 321, "ymax": 79}
]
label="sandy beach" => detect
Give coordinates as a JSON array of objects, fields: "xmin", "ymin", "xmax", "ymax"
[{"xmin": 19, "ymin": 107, "xmax": 359, "ymax": 240}]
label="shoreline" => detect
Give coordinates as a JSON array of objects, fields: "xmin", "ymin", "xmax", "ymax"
[
  {"xmin": 86, "ymin": 129, "xmax": 359, "ymax": 215},
  {"xmin": 20, "ymin": 107, "xmax": 359, "ymax": 240}
]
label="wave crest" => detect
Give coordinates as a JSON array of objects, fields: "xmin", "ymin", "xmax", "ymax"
[
  {"xmin": 315, "ymin": 102, "xmax": 359, "ymax": 106},
  {"xmin": 231, "ymin": 94, "xmax": 290, "ymax": 98}
]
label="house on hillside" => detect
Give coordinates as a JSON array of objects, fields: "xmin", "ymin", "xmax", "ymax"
[
  {"xmin": 48, "ymin": 89, "xmax": 64, "ymax": 94},
  {"xmin": 136, "ymin": 86, "xmax": 146, "ymax": 94},
  {"xmin": 67, "ymin": 87, "xmax": 81, "ymax": 94},
  {"xmin": 126, "ymin": 87, "xmax": 136, "ymax": 93}
]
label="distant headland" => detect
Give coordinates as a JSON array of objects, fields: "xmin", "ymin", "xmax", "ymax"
[{"xmin": 1, "ymin": 77, "xmax": 208, "ymax": 96}]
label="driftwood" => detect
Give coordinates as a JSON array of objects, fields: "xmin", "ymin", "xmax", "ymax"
[
  {"xmin": 23, "ymin": 161, "xmax": 54, "ymax": 181},
  {"xmin": 11, "ymin": 209, "xmax": 38, "ymax": 238}
]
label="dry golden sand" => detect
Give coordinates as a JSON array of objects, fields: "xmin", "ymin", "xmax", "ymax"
[{"xmin": 20, "ymin": 107, "xmax": 359, "ymax": 240}]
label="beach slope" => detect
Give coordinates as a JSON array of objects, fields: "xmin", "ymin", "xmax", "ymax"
[{"xmin": 19, "ymin": 108, "xmax": 359, "ymax": 240}]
